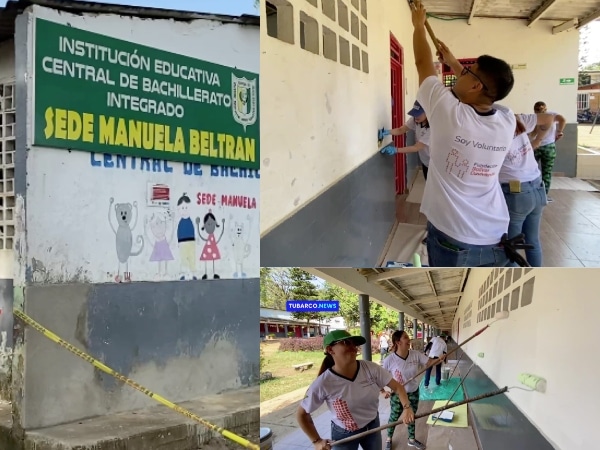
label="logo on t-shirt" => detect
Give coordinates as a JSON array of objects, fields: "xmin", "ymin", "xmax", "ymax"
[
  {"xmin": 446, "ymin": 149, "xmax": 470, "ymax": 178},
  {"xmin": 506, "ymin": 142, "xmax": 530, "ymax": 164},
  {"xmin": 394, "ymin": 369, "xmax": 404, "ymax": 384},
  {"xmin": 332, "ymin": 398, "xmax": 359, "ymax": 431}
]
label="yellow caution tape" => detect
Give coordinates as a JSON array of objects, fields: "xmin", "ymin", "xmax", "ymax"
[{"xmin": 14, "ymin": 309, "xmax": 259, "ymax": 450}]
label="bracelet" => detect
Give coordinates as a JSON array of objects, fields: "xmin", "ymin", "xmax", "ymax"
[{"xmin": 312, "ymin": 437, "xmax": 321, "ymax": 444}]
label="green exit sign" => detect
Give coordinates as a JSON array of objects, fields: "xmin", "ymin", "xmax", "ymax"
[{"xmin": 559, "ymin": 78, "xmax": 575, "ymax": 85}]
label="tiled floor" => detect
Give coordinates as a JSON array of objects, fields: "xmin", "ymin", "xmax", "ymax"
[{"xmin": 390, "ymin": 177, "xmax": 600, "ymax": 267}]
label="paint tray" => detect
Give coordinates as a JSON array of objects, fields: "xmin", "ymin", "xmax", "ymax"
[{"xmin": 431, "ymin": 410, "xmax": 455, "ymax": 423}]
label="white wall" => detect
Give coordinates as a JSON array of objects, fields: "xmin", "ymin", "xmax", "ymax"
[
  {"xmin": 430, "ymin": 18, "xmax": 579, "ymax": 120},
  {"xmin": 0, "ymin": 251, "xmax": 11, "ymax": 278},
  {"xmin": 0, "ymin": 39, "xmax": 14, "ymax": 82},
  {"xmin": 453, "ymin": 268, "xmax": 599, "ymax": 450},
  {"xmin": 261, "ymin": 0, "xmax": 579, "ymax": 234},
  {"xmin": 261, "ymin": 0, "xmax": 418, "ymax": 234},
  {"xmin": 21, "ymin": 6, "xmax": 260, "ymax": 283}
]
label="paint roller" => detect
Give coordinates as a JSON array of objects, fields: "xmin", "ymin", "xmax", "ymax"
[
  {"xmin": 330, "ymin": 387, "xmax": 508, "ymax": 446},
  {"xmin": 402, "ymin": 310, "xmax": 510, "ymax": 387},
  {"xmin": 518, "ymin": 373, "xmax": 547, "ymax": 393}
]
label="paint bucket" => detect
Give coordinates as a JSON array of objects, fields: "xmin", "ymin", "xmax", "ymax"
[
  {"xmin": 260, "ymin": 427, "xmax": 274, "ymax": 450},
  {"xmin": 442, "ymin": 366, "xmax": 451, "ymax": 381}
]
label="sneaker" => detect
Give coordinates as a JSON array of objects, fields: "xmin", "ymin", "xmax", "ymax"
[
  {"xmin": 408, "ymin": 439, "xmax": 426, "ymax": 449},
  {"xmin": 547, "ymin": 196, "xmax": 553, "ymax": 203},
  {"xmin": 385, "ymin": 440, "xmax": 393, "ymax": 450}
]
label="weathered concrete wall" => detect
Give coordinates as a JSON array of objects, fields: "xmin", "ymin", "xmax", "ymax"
[
  {"xmin": 0, "ymin": 279, "xmax": 12, "ymax": 401},
  {"xmin": 23, "ymin": 6, "xmax": 260, "ymax": 284},
  {"xmin": 22, "ymin": 278, "xmax": 258, "ymax": 429},
  {"xmin": 8, "ymin": 3, "xmax": 261, "ymax": 439}
]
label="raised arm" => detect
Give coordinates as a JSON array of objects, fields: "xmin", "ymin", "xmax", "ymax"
[{"xmin": 412, "ymin": 1, "xmax": 436, "ymax": 85}]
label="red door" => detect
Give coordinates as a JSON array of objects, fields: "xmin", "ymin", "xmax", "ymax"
[{"xmin": 390, "ymin": 34, "xmax": 405, "ymax": 194}]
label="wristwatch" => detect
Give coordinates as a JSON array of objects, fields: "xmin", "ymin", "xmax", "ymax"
[
  {"xmin": 403, "ymin": 403, "xmax": 411, "ymax": 410},
  {"xmin": 312, "ymin": 437, "xmax": 321, "ymax": 444}
]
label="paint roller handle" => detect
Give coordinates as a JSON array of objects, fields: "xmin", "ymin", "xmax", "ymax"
[
  {"xmin": 408, "ymin": 0, "xmax": 442, "ymax": 52},
  {"xmin": 403, "ymin": 324, "xmax": 490, "ymax": 386},
  {"xmin": 330, "ymin": 386, "xmax": 509, "ymax": 446}
]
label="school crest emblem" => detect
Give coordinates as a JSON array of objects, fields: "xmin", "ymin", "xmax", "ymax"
[{"xmin": 231, "ymin": 74, "xmax": 257, "ymax": 131}]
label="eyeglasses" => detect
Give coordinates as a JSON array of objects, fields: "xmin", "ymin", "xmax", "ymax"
[
  {"xmin": 461, "ymin": 66, "xmax": 488, "ymax": 91},
  {"xmin": 333, "ymin": 339, "xmax": 357, "ymax": 347}
]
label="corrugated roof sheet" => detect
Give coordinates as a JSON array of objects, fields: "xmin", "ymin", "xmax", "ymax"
[{"xmin": 0, "ymin": 0, "xmax": 259, "ymax": 42}]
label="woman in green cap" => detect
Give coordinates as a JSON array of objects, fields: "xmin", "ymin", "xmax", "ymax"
[{"xmin": 296, "ymin": 330, "xmax": 415, "ymax": 450}]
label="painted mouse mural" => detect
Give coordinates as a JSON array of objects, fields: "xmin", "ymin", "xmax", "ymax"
[{"xmin": 108, "ymin": 198, "xmax": 144, "ymax": 283}]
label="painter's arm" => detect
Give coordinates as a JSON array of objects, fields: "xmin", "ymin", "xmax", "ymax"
[
  {"xmin": 411, "ymin": 2, "xmax": 436, "ymax": 85},
  {"xmin": 396, "ymin": 141, "xmax": 427, "ymax": 153},
  {"xmin": 554, "ymin": 114, "xmax": 566, "ymax": 140},
  {"xmin": 390, "ymin": 125, "xmax": 411, "ymax": 136},
  {"xmin": 436, "ymin": 41, "xmax": 463, "ymax": 75},
  {"xmin": 297, "ymin": 407, "xmax": 330, "ymax": 450}
]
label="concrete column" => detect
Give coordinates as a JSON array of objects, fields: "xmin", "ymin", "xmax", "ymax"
[
  {"xmin": 359, "ymin": 294, "xmax": 372, "ymax": 361},
  {"xmin": 413, "ymin": 318, "xmax": 418, "ymax": 339},
  {"xmin": 399, "ymin": 312, "xmax": 405, "ymax": 331},
  {"xmin": 422, "ymin": 323, "xmax": 426, "ymax": 344}
]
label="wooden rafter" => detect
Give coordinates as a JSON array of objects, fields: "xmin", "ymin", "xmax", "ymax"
[{"xmin": 528, "ymin": 0, "xmax": 558, "ymax": 27}]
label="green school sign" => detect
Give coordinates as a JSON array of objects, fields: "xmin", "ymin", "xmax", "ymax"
[
  {"xmin": 559, "ymin": 78, "xmax": 575, "ymax": 85},
  {"xmin": 33, "ymin": 18, "xmax": 259, "ymax": 169}
]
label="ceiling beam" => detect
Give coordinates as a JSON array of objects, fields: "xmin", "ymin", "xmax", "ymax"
[
  {"xmin": 553, "ymin": 18, "xmax": 578, "ymax": 34},
  {"xmin": 307, "ymin": 268, "xmax": 429, "ymax": 323},
  {"xmin": 578, "ymin": 7, "xmax": 600, "ymax": 29},
  {"xmin": 405, "ymin": 293, "xmax": 462, "ymax": 306},
  {"xmin": 365, "ymin": 268, "xmax": 435, "ymax": 283},
  {"xmin": 468, "ymin": 0, "xmax": 482, "ymax": 25},
  {"xmin": 528, "ymin": 0, "xmax": 557, "ymax": 27}
]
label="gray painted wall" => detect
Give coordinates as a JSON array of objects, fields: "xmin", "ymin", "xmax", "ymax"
[
  {"xmin": 553, "ymin": 123, "xmax": 577, "ymax": 177},
  {"xmin": 261, "ymin": 151, "xmax": 397, "ymax": 267},
  {"xmin": 20, "ymin": 278, "xmax": 258, "ymax": 429},
  {"xmin": 0, "ymin": 279, "xmax": 12, "ymax": 401},
  {"xmin": 459, "ymin": 353, "xmax": 554, "ymax": 450}
]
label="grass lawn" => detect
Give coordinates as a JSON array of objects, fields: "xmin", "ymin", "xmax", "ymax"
[{"xmin": 260, "ymin": 341, "xmax": 367, "ymax": 402}]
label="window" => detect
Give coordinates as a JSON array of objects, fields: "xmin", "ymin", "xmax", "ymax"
[
  {"xmin": 0, "ymin": 81, "xmax": 16, "ymax": 250},
  {"xmin": 578, "ymin": 92, "xmax": 590, "ymax": 110}
]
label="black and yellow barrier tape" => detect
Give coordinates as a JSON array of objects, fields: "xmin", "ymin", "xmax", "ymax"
[{"xmin": 13, "ymin": 309, "xmax": 259, "ymax": 450}]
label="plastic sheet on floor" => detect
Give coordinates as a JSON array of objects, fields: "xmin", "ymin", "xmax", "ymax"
[{"xmin": 419, "ymin": 377, "xmax": 465, "ymax": 402}]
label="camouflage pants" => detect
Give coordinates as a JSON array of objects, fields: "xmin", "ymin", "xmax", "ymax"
[
  {"xmin": 387, "ymin": 389, "xmax": 420, "ymax": 440},
  {"xmin": 534, "ymin": 143, "xmax": 556, "ymax": 194}
]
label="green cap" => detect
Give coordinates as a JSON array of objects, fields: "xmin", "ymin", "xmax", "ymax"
[{"xmin": 323, "ymin": 330, "xmax": 366, "ymax": 348}]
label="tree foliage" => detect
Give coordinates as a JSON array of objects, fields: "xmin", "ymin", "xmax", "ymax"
[{"xmin": 261, "ymin": 268, "xmax": 408, "ymax": 333}]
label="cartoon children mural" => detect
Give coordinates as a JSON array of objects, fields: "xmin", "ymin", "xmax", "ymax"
[
  {"xmin": 145, "ymin": 210, "xmax": 175, "ymax": 279},
  {"xmin": 176, "ymin": 193, "xmax": 197, "ymax": 281},
  {"xmin": 195, "ymin": 210, "xmax": 225, "ymax": 280},
  {"xmin": 230, "ymin": 214, "xmax": 252, "ymax": 278}
]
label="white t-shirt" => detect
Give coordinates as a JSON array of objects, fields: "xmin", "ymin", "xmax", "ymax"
[
  {"xmin": 416, "ymin": 76, "xmax": 515, "ymax": 245},
  {"xmin": 300, "ymin": 360, "xmax": 392, "ymax": 431},
  {"xmin": 383, "ymin": 350, "xmax": 430, "ymax": 393},
  {"xmin": 380, "ymin": 335, "xmax": 389, "ymax": 349},
  {"xmin": 406, "ymin": 117, "xmax": 431, "ymax": 166},
  {"xmin": 499, "ymin": 114, "xmax": 541, "ymax": 183},
  {"xmin": 539, "ymin": 111, "xmax": 557, "ymax": 146},
  {"xmin": 428, "ymin": 336, "xmax": 447, "ymax": 358}
]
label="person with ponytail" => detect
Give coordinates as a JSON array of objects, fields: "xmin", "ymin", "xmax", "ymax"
[
  {"xmin": 381, "ymin": 330, "xmax": 446, "ymax": 450},
  {"xmin": 296, "ymin": 330, "xmax": 415, "ymax": 450}
]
